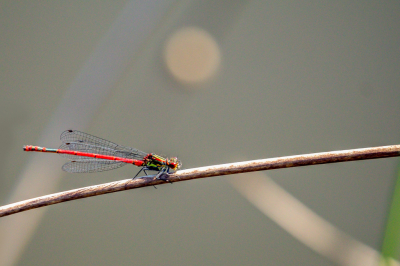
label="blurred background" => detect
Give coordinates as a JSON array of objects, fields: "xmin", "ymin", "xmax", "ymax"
[{"xmin": 0, "ymin": 1, "xmax": 399, "ymax": 265}]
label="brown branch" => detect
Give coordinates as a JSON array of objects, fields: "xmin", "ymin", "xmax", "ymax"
[{"xmin": 1, "ymin": 144, "xmax": 399, "ymax": 218}]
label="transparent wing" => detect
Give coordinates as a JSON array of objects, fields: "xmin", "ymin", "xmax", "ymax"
[
  {"xmin": 58, "ymin": 143, "xmax": 143, "ymax": 161},
  {"xmin": 60, "ymin": 130, "xmax": 147, "ymax": 160},
  {"xmin": 61, "ymin": 130, "xmax": 120, "ymax": 149},
  {"xmin": 62, "ymin": 160, "xmax": 126, "ymax": 173}
]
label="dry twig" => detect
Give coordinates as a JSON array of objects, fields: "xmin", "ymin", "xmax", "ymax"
[{"xmin": 1, "ymin": 144, "xmax": 399, "ymax": 218}]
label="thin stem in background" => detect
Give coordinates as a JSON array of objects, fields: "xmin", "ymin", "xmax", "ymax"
[{"xmin": 1, "ymin": 144, "xmax": 399, "ymax": 218}]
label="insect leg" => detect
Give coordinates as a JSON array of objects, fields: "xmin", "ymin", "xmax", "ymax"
[
  {"xmin": 156, "ymin": 167, "xmax": 173, "ymax": 184},
  {"xmin": 132, "ymin": 167, "xmax": 144, "ymax": 179}
]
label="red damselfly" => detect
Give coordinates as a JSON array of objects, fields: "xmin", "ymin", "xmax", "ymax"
[{"xmin": 23, "ymin": 130, "xmax": 182, "ymax": 179}]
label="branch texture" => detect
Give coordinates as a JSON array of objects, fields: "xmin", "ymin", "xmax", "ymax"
[{"xmin": 1, "ymin": 144, "xmax": 399, "ymax": 217}]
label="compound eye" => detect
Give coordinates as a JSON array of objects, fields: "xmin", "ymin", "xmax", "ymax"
[{"xmin": 168, "ymin": 157, "xmax": 180, "ymax": 170}]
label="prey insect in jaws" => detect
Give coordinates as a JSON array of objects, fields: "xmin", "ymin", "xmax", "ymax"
[{"xmin": 23, "ymin": 130, "xmax": 182, "ymax": 180}]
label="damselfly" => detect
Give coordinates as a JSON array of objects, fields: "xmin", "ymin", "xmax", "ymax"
[{"xmin": 24, "ymin": 130, "xmax": 182, "ymax": 179}]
